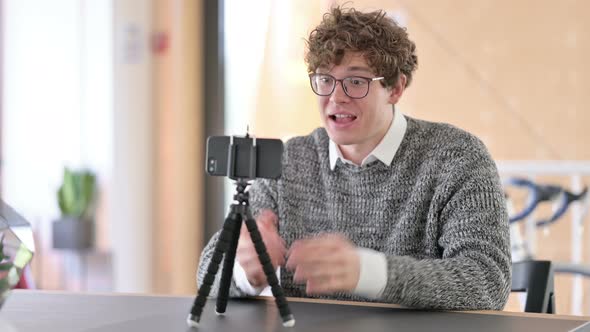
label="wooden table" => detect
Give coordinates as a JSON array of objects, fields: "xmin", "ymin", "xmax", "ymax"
[{"xmin": 1, "ymin": 290, "xmax": 589, "ymax": 331}]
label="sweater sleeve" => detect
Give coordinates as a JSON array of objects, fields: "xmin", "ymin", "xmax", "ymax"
[
  {"xmin": 196, "ymin": 230, "xmax": 249, "ymax": 298},
  {"xmin": 249, "ymin": 178, "xmax": 279, "ymax": 219},
  {"xmin": 379, "ymin": 142, "xmax": 511, "ymax": 310}
]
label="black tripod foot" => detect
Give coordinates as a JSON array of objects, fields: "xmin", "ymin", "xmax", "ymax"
[
  {"xmin": 186, "ymin": 314, "xmax": 200, "ymax": 328},
  {"xmin": 282, "ymin": 314, "xmax": 296, "ymax": 327}
]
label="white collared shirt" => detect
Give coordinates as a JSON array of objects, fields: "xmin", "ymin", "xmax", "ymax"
[{"xmin": 234, "ymin": 111, "xmax": 408, "ymax": 299}]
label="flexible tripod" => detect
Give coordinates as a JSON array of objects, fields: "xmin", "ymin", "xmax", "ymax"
[{"xmin": 187, "ymin": 179, "xmax": 295, "ymax": 328}]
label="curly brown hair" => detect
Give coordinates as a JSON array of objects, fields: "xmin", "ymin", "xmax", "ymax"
[{"xmin": 305, "ymin": 6, "xmax": 418, "ymax": 88}]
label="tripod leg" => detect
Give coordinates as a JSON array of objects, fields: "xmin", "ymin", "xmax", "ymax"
[
  {"xmin": 187, "ymin": 212, "xmax": 238, "ymax": 327},
  {"xmin": 215, "ymin": 210, "xmax": 242, "ymax": 314},
  {"xmin": 244, "ymin": 214, "xmax": 295, "ymax": 327}
]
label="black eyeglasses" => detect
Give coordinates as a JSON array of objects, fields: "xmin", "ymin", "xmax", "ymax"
[{"xmin": 309, "ymin": 73, "xmax": 385, "ymax": 99}]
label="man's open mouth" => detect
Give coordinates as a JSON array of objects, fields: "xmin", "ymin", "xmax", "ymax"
[{"xmin": 329, "ymin": 114, "xmax": 358, "ymax": 124}]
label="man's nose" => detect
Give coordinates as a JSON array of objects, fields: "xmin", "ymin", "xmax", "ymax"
[{"xmin": 330, "ymin": 81, "xmax": 350, "ymax": 103}]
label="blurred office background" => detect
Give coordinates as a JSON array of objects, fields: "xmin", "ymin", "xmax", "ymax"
[{"xmin": 1, "ymin": 0, "xmax": 590, "ymax": 315}]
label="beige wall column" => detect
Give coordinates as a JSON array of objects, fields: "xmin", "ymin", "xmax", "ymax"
[
  {"xmin": 153, "ymin": 0, "xmax": 204, "ymax": 295},
  {"xmin": 112, "ymin": 0, "xmax": 155, "ymax": 293}
]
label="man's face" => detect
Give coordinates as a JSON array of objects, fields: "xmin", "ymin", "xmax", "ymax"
[{"xmin": 315, "ymin": 52, "xmax": 401, "ymax": 149}]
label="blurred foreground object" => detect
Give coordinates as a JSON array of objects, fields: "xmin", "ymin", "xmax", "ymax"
[{"xmin": 0, "ymin": 200, "xmax": 35, "ymax": 310}]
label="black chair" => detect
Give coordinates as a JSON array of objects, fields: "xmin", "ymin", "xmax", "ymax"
[{"xmin": 511, "ymin": 260, "xmax": 555, "ymax": 313}]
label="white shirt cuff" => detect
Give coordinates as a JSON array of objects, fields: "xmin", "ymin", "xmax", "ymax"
[
  {"xmin": 233, "ymin": 260, "xmax": 279, "ymax": 296},
  {"xmin": 353, "ymin": 247, "xmax": 388, "ymax": 299}
]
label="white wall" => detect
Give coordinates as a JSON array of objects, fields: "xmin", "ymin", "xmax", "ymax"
[
  {"xmin": 1, "ymin": 0, "xmax": 115, "ymax": 291},
  {"xmin": 2, "ymin": 0, "xmax": 113, "ymax": 249}
]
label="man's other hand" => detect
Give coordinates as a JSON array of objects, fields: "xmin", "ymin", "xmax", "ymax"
[
  {"xmin": 286, "ymin": 234, "xmax": 360, "ymax": 295},
  {"xmin": 236, "ymin": 209, "xmax": 286, "ymax": 287}
]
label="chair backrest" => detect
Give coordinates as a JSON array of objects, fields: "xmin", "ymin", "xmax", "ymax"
[{"xmin": 511, "ymin": 260, "xmax": 555, "ymax": 313}]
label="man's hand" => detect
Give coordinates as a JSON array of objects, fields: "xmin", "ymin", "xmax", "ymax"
[
  {"xmin": 286, "ymin": 234, "xmax": 360, "ymax": 295},
  {"xmin": 236, "ymin": 209, "xmax": 286, "ymax": 287}
]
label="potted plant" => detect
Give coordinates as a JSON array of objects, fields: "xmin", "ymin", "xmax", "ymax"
[{"xmin": 52, "ymin": 167, "xmax": 97, "ymax": 250}]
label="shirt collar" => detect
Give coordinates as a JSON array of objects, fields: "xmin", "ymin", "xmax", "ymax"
[{"xmin": 329, "ymin": 110, "xmax": 407, "ymax": 170}]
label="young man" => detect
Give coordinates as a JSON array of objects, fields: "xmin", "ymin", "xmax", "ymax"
[{"xmin": 198, "ymin": 6, "xmax": 511, "ymax": 310}]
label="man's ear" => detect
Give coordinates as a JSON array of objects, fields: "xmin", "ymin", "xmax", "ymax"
[{"xmin": 388, "ymin": 74, "xmax": 407, "ymax": 104}]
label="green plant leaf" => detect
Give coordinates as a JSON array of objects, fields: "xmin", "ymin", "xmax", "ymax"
[
  {"xmin": 0, "ymin": 235, "xmax": 12, "ymax": 273},
  {"xmin": 0, "ymin": 263, "xmax": 12, "ymax": 271},
  {"xmin": 0, "ymin": 237, "xmax": 7, "ymax": 261},
  {"xmin": 0, "ymin": 277, "xmax": 9, "ymax": 291},
  {"xmin": 62, "ymin": 168, "xmax": 77, "ymax": 216}
]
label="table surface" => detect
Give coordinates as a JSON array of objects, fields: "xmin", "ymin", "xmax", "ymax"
[{"xmin": 1, "ymin": 290, "xmax": 589, "ymax": 332}]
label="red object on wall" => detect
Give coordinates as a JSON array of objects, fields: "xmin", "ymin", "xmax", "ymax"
[{"xmin": 152, "ymin": 31, "xmax": 169, "ymax": 55}]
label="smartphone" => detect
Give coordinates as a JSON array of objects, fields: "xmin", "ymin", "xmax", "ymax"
[{"xmin": 206, "ymin": 136, "xmax": 283, "ymax": 179}]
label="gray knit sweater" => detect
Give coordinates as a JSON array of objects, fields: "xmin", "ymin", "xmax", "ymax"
[{"xmin": 197, "ymin": 116, "xmax": 511, "ymax": 310}]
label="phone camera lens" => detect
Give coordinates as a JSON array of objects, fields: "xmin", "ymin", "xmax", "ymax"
[{"xmin": 208, "ymin": 158, "xmax": 217, "ymax": 173}]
